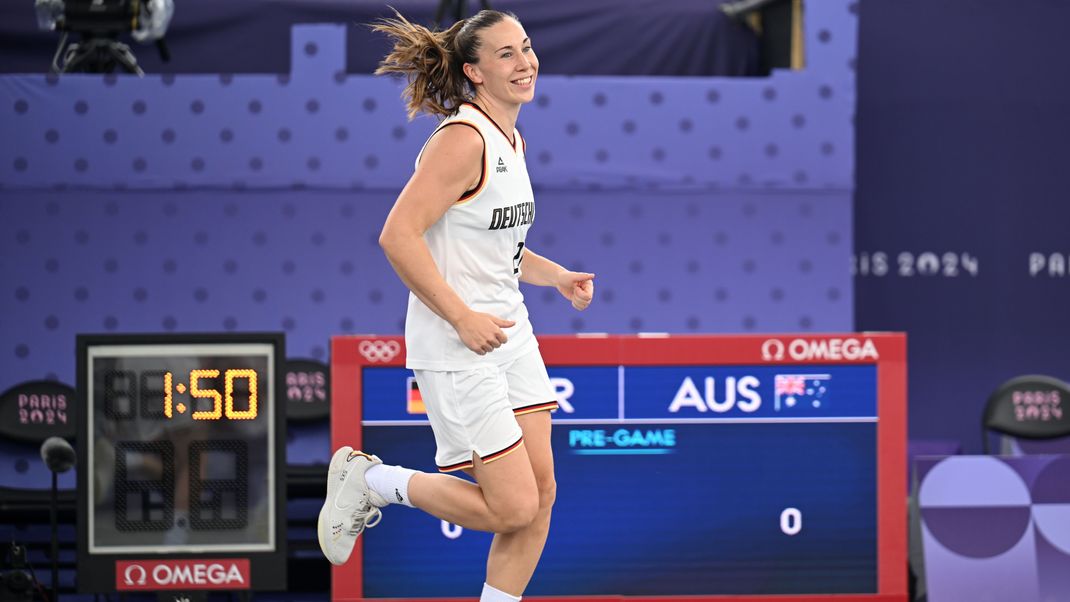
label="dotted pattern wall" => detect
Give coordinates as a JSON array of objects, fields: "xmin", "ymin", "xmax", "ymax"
[
  {"xmin": 0, "ymin": 189, "xmax": 851, "ymax": 482},
  {"xmin": 0, "ymin": 2, "xmax": 858, "ymax": 429},
  {"xmin": 0, "ymin": 2, "xmax": 857, "ymax": 191},
  {"xmin": 1, "ymin": 185, "xmax": 849, "ymax": 363}
]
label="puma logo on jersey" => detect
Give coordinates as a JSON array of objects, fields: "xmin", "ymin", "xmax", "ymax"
[
  {"xmin": 489, "ymin": 201, "xmax": 535, "ymax": 230},
  {"xmin": 496, "ymin": 157, "xmax": 508, "ymax": 173}
]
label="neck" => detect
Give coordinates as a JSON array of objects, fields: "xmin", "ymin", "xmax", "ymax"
[{"xmin": 471, "ymin": 92, "xmax": 520, "ymax": 136}]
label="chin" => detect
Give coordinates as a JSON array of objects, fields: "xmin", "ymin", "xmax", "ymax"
[{"xmin": 518, "ymin": 86, "xmax": 537, "ymax": 103}]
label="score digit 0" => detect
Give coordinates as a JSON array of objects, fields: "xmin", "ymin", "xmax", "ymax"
[
  {"xmin": 161, "ymin": 369, "xmax": 258, "ymax": 420},
  {"xmin": 780, "ymin": 507, "xmax": 802, "ymax": 536}
]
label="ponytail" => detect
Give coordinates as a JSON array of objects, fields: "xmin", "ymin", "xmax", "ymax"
[{"xmin": 373, "ymin": 9, "xmax": 519, "ymax": 120}]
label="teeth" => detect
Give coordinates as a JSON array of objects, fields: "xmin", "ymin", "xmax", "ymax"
[{"xmin": 513, "ymin": 77, "xmax": 532, "ymax": 85}]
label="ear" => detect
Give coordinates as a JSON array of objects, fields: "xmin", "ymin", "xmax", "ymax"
[{"xmin": 462, "ymin": 62, "xmax": 483, "ymax": 86}]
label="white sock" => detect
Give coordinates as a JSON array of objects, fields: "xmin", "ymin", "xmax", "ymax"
[
  {"xmin": 480, "ymin": 582, "xmax": 521, "ymax": 602},
  {"xmin": 364, "ymin": 464, "xmax": 417, "ymax": 507}
]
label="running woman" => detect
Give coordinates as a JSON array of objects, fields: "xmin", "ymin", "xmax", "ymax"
[{"xmin": 318, "ymin": 9, "xmax": 595, "ymax": 602}]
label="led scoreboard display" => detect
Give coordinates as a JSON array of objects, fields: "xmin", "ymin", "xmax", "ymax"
[
  {"xmin": 331, "ymin": 334, "xmax": 906, "ymax": 602},
  {"xmin": 76, "ymin": 333, "xmax": 287, "ymax": 593}
]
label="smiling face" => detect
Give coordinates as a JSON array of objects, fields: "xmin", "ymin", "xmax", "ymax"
[{"xmin": 463, "ymin": 18, "xmax": 538, "ymax": 106}]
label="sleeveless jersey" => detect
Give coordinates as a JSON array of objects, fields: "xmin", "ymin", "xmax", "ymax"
[{"xmin": 404, "ymin": 102, "xmax": 538, "ymax": 370}]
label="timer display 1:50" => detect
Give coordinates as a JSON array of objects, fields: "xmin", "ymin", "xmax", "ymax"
[{"xmin": 103, "ymin": 369, "xmax": 259, "ymax": 421}]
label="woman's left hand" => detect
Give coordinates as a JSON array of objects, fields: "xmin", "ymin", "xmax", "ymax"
[{"xmin": 556, "ymin": 271, "xmax": 595, "ymax": 311}]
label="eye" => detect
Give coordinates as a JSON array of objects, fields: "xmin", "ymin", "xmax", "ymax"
[
  {"xmin": 523, "ymin": 46, "xmax": 532, "ymax": 53},
  {"xmin": 500, "ymin": 52, "xmax": 512, "ymax": 59}
]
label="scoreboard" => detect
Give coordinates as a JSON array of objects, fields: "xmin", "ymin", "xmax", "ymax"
[
  {"xmin": 76, "ymin": 333, "xmax": 287, "ymax": 593},
  {"xmin": 331, "ymin": 334, "xmax": 906, "ymax": 602}
]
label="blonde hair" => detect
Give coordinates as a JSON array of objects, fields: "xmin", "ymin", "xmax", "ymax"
[{"xmin": 373, "ymin": 9, "xmax": 519, "ymax": 120}]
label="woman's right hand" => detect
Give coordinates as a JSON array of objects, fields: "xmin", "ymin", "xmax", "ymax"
[{"xmin": 453, "ymin": 311, "xmax": 515, "ymax": 355}]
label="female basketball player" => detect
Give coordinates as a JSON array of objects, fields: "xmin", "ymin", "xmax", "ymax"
[{"xmin": 318, "ymin": 10, "xmax": 595, "ymax": 602}]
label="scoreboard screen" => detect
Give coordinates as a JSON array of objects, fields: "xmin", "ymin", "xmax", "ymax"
[
  {"xmin": 331, "ymin": 334, "xmax": 906, "ymax": 602},
  {"xmin": 77, "ymin": 333, "xmax": 287, "ymax": 593}
]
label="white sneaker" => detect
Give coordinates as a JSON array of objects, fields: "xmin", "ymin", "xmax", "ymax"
[{"xmin": 317, "ymin": 446, "xmax": 387, "ymax": 565}]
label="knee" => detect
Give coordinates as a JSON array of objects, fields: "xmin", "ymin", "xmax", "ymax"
[
  {"xmin": 496, "ymin": 476, "xmax": 554, "ymax": 533},
  {"xmin": 537, "ymin": 475, "xmax": 557, "ymax": 512},
  {"xmin": 493, "ymin": 492, "xmax": 539, "ymax": 533}
]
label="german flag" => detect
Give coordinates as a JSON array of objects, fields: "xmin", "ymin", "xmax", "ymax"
[{"xmin": 406, "ymin": 376, "xmax": 426, "ymax": 415}]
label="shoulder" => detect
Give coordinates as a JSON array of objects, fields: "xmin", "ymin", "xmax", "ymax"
[{"xmin": 423, "ymin": 120, "xmax": 485, "ymax": 163}]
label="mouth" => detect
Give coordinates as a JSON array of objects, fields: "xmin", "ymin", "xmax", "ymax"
[{"xmin": 511, "ymin": 75, "xmax": 534, "ymax": 88}]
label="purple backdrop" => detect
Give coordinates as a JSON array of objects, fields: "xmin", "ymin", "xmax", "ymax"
[
  {"xmin": 0, "ymin": 1, "xmax": 858, "ymax": 489},
  {"xmin": 855, "ymin": 0, "xmax": 1070, "ymax": 453}
]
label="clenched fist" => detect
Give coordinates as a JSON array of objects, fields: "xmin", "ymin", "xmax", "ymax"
[
  {"xmin": 453, "ymin": 311, "xmax": 516, "ymax": 355},
  {"xmin": 556, "ymin": 271, "xmax": 595, "ymax": 311}
]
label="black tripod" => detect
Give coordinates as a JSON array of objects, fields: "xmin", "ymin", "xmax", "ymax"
[
  {"xmin": 435, "ymin": 0, "xmax": 493, "ymax": 26},
  {"xmin": 51, "ymin": 32, "xmax": 144, "ymax": 75}
]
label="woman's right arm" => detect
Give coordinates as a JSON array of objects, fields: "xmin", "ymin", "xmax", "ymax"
[{"xmin": 378, "ymin": 125, "xmax": 514, "ymax": 355}]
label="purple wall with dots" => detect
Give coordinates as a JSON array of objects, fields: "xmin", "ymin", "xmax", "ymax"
[{"xmin": 0, "ymin": 2, "xmax": 858, "ymax": 477}]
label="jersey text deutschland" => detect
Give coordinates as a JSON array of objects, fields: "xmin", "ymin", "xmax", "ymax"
[{"xmin": 488, "ymin": 202, "xmax": 535, "ymax": 230}]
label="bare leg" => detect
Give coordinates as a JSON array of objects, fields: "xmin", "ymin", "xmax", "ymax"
[
  {"xmin": 483, "ymin": 411, "xmax": 556, "ymax": 596},
  {"xmin": 408, "ymin": 442, "xmax": 539, "ymax": 534}
]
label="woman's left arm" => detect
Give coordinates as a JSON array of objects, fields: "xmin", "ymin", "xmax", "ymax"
[{"xmin": 519, "ymin": 247, "xmax": 595, "ymax": 311}]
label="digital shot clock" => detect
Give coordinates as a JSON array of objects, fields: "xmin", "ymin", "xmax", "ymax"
[{"xmin": 76, "ymin": 333, "xmax": 287, "ymax": 593}]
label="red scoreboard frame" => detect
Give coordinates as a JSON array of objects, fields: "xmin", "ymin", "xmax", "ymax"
[{"xmin": 330, "ymin": 333, "xmax": 907, "ymax": 602}]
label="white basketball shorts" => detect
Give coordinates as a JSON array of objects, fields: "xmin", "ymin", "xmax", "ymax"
[{"xmin": 413, "ymin": 348, "xmax": 558, "ymax": 472}]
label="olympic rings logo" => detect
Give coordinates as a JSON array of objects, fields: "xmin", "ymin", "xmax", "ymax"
[{"xmin": 358, "ymin": 340, "xmax": 400, "ymax": 363}]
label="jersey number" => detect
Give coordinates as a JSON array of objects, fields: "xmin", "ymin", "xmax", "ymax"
[{"xmin": 513, "ymin": 242, "xmax": 525, "ymax": 275}]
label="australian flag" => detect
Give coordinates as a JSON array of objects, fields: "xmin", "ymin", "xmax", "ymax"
[{"xmin": 774, "ymin": 374, "xmax": 831, "ymax": 412}]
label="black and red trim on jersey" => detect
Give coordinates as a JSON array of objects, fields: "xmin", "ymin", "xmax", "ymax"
[
  {"xmin": 436, "ymin": 459, "xmax": 475, "ymax": 472},
  {"xmin": 432, "ymin": 121, "xmax": 487, "ymax": 202},
  {"xmin": 463, "ymin": 101, "xmax": 519, "ymax": 152},
  {"xmin": 513, "ymin": 400, "xmax": 558, "ymax": 416},
  {"xmin": 435, "ymin": 437, "xmax": 525, "ymax": 472},
  {"xmin": 481, "ymin": 437, "xmax": 524, "ymax": 464}
]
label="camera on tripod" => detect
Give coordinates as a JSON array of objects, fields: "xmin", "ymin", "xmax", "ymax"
[{"xmin": 34, "ymin": 0, "xmax": 174, "ymax": 75}]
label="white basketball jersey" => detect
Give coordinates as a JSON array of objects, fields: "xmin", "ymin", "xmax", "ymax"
[{"xmin": 404, "ymin": 102, "xmax": 538, "ymax": 370}]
